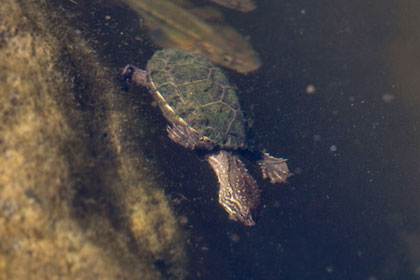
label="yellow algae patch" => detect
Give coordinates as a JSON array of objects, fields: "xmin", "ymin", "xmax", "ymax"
[{"xmin": 0, "ymin": 0, "xmax": 187, "ymax": 279}]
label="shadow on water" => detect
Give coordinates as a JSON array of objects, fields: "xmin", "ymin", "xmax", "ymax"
[{"xmin": 58, "ymin": 0, "xmax": 420, "ymax": 279}]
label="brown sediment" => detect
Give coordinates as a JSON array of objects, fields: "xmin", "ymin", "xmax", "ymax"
[{"xmin": 0, "ymin": 0, "xmax": 187, "ymax": 279}]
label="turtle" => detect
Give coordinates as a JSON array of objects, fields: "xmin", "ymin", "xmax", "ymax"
[
  {"xmin": 207, "ymin": 0, "xmax": 256, "ymax": 13},
  {"xmin": 122, "ymin": 48, "xmax": 290, "ymax": 226},
  {"xmin": 124, "ymin": 0, "xmax": 261, "ymax": 74}
]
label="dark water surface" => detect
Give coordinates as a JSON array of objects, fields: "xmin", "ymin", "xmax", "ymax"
[{"xmin": 60, "ymin": 0, "xmax": 420, "ymax": 279}]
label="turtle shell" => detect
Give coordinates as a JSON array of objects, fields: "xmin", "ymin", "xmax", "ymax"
[{"xmin": 146, "ymin": 48, "xmax": 246, "ymax": 148}]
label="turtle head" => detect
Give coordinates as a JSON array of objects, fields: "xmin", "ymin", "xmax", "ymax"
[
  {"xmin": 209, "ymin": 26, "xmax": 262, "ymax": 74},
  {"xmin": 213, "ymin": 49, "xmax": 261, "ymax": 75},
  {"xmin": 121, "ymin": 65, "xmax": 148, "ymax": 90}
]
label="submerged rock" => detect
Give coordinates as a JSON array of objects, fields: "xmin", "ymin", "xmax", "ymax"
[{"xmin": 0, "ymin": 0, "xmax": 187, "ymax": 279}]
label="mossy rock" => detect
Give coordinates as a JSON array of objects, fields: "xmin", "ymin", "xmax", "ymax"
[{"xmin": 0, "ymin": 1, "xmax": 187, "ymax": 279}]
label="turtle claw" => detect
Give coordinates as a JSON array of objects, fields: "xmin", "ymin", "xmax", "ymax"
[
  {"xmin": 258, "ymin": 152, "xmax": 291, "ymax": 184},
  {"xmin": 167, "ymin": 123, "xmax": 216, "ymax": 150},
  {"xmin": 166, "ymin": 124, "xmax": 193, "ymax": 148}
]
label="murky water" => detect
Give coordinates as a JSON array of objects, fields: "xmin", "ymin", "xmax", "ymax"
[{"xmin": 60, "ymin": 0, "xmax": 420, "ymax": 279}]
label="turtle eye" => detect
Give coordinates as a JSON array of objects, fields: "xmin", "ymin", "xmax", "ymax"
[{"xmin": 222, "ymin": 55, "xmax": 233, "ymax": 63}]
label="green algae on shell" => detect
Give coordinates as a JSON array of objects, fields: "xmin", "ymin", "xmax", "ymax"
[{"xmin": 146, "ymin": 48, "xmax": 246, "ymax": 148}]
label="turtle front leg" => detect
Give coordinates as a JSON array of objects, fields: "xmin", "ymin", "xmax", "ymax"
[
  {"xmin": 207, "ymin": 151, "xmax": 261, "ymax": 226},
  {"xmin": 121, "ymin": 65, "xmax": 148, "ymax": 88},
  {"xmin": 257, "ymin": 152, "xmax": 291, "ymax": 184},
  {"xmin": 167, "ymin": 122, "xmax": 216, "ymax": 150}
]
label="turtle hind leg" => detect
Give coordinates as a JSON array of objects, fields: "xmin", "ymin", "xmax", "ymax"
[
  {"xmin": 167, "ymin": 123, "xmax": 216, "ymax": 150},
  {"xmin": 257, "ymin": 152, "xmax": 291, "ymax": 184}
]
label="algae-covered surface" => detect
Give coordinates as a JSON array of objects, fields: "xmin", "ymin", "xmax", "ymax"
[
  {"xmin": 2, "ymin": 0, "xmax": 420, "ymax": 280},
  {"xmin": 0, "ymin": 0, "xmax": 186, "ymax": 279}
]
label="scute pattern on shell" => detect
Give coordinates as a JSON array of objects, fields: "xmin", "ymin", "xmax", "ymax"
[{"xmin": 146, "ymin": 48, "xmax": 246, "ymax": 148}]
